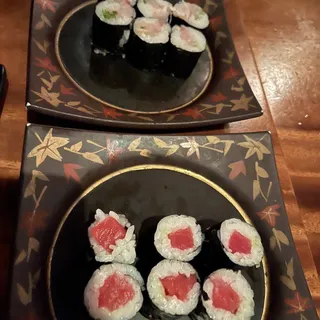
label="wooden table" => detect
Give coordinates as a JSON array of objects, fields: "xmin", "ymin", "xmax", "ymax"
[{"xmin": 0, "ymin": 0, "xmax": 319, "ymax": 317}]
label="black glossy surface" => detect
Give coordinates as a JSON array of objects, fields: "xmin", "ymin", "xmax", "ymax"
[
  {"xmin": 57, "ymin": 3, "xmax": 212, "ymax": 113},
  {"xmin": 50, "ymin": 168, "xmax": 266, "ymax": 320}
]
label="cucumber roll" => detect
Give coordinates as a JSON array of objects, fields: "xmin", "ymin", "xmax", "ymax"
[
  {"xmin": 137, "ymin": 0, "xmax": 173, "ymax": 21},
  {"xmin": 172, "ymin": 1, "xmax": 209, "ymax": 30},
  {"xmin": 92, "ymin": 0, "xmax": 136, "ymax": 54},
  {"xmin": 166, "ymin": 25, "xmax": 206, "ymax": 79},
  {"xmin": 126, "ymin": 17, "xmax": 171, "ymax": 71}
]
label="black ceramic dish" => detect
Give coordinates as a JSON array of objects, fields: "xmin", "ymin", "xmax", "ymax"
[{"xmin": 48, "ymin": 165, "xmax": 269, "ymax": 320}]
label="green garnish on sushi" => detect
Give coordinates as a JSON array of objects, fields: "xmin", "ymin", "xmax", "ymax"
[{"xmin": 102, "ymin": 10, "xmax": 118, "ymax": 19}]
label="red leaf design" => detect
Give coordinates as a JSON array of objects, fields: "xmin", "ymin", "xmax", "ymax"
[
  {"xmin": 182, "ymin": 107, "xmax": 205, "ymax": 120},
  {"xmin": 35, "ymin": 0, "xmax": 57, "ymax": 13},
  {"xmin": 257, "ymin": 204, "xmax": 281, "ymax": 227},
  {"xmin": 34, "ymin": 57, "xmax": 57, "ymax": 72},
  {"xmin": 211, "ymin": 92, "xmax": 227, "ymax": 102},
  {"xmin": 21, "ymin": 211, "xmax": 49, "ymax": 237},
  {"xmin": 210, "ymin": 16, "xmax": 223, "ymax": 31},
  {"xmin": 60, "ymin": 84, "xmax": 75, "ymax": 96},
  {"xmin": 223, "ymin": 66, "xmax": 240, "ymax": 80},
  {"xmin": 103, "ymin": 107, "xmax": 124, "ymax": 119},
  {"xmin": 228, "ymin": 160, "xmax": 246, "ymax": 180},
  {"xmin": 63, "ymin": 163, "xmax": 83, "ymax": 183},
  {"xmin": 285, "ymin": 292, "xmax": 311, "ymax": 314}
]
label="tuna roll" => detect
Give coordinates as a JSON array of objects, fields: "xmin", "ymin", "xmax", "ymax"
[
  {"xmin": 92, "ymin": 0, "xmax": 136, "ymax": 54},
  {"xmin": 218, "ymin": 218, "xmax": 264, "ymax": 267},
  {"xmin": 84, "ymin": 263, "xmax": 144, "ymax": 320},
  {"xmin": 88, "ymin": 209, "xmax": 136, "ymax": 264},
  {"xmin": 154, "ymin": 215, "xmax": 203, "ymax": 261},
  {"xmin": 202, "ymin": 269, "xmax": 255, "ymax": 320}
]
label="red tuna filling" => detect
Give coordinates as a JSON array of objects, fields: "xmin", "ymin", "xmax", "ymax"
[
  {"xmin": 90, "ymin": 216, "xmax": 126, "ymax": 253},
  {"xmin": 160, "ymin": 273, "xmax": 197, "ymax": 301},
  {"xmin": 99, "ymin": 273, "xmax": 135, "ymax": 311},
  {"xmin": 211, "ymin": 278, "xmax": 240, "ymax": 314},
  {"xmin": 228, "ymin": 230, "xmax": 252, "ymax": 254},
  {"xmin": 168, "ymin": 227, "xmax": 194, "ymax": 250}
]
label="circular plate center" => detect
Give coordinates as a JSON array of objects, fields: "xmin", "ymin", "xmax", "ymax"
[
  {"xmin": 55, "ymin": 1, "xmax": 213, "ymax": 115},
  {"xmin": 48, "ymin": 165, "xmax": 269, "ymax": 320}
]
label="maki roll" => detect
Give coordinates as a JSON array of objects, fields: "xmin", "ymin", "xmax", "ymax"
[
  {"xmin": 126, "ymin": 17, "xmax": 171, "ymax": 71},
  {"xmin": 88, "ymin": 209, "xmax": 136, "ymax": 264},
  {"xmin": 97, "ymin": 0, "xmax": 137, "ymax": 6},
  {"xmin": 165, "ymin": 25, "xmax": 206, "ymax": 79},
  {"xmin": 218, "ymin": 218, "xmax": 264, "ymax": 267},
  {"xmin": 172, "ymin": 1, "xmax": 209, "ymax": 30},
  {"xmin": 84, "ymin": 263, "xmax": 144, "ymax": 320},
  {"xmin": 92, "ymin": 0, "xmax": 136, "ymax": 53},
  {"xmin": 137, "ymin": 0, "xmax": 173, "ymax": 21},
  {"xmin": 154, "ymin": 215, "xmax": 203, "ymax": 261},
  {"xmin": 147, "ymin": 260, "xmax": 200, "ymax": 315},
  {"xmin": 202, "ymin": 269, "xmax": 254, "ymax": 320}
]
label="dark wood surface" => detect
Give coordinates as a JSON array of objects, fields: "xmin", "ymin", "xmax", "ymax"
[{"xmin": 0, "ymin": 0, "xmax": 319, "ymax": 318}]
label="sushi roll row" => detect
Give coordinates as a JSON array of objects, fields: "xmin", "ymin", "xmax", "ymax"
[
  {"xmin": 92, "ymin": 0, "xmax": 209, "ymax": 78},
  {"xmin": 84, "ymin": 210, "xmax": 264, "ymax": 320}
]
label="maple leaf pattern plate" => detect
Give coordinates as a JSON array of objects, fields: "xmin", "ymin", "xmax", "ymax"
[
  {"xmin": 26, "ymin": 0, "xmax": 263, "ymax": 129},
  {"xmin": 8, "ymin": 125, "xmax": 317, "ymax": 319}
]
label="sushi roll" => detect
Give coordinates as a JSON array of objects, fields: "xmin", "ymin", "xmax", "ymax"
[
  {"xmin": 154, "ymin": 215, "xmax": 203, "ymax": 261},
  {"xmin": 92, "ymin": 0, "xmax": 136, "ymax": 53},
  {"xmin": 218, "ymin": 218, "xmax": 264, "ymax": 267},
  {"xmin": 88, "ymin": 209, "xmax": 136, "ymax": 264},
  {"xmin": 147, "ymin": 260, "xmax": 200, "ymax": 315},
  {"xmin": 172, "ymin": 1, "xmax": 209, "ymax": 30},
  {"xmin": 84, "ymin": 263, "xmax": 144, "ymax": 320},
  {"xmin": 202, "ymin": 269, "xmax": 254, "ymax": 320},
  {"xmin": 126, "ymin": 17, "xmax": 171, "ymax": 71},
  {"xmin": 97, "ymin": 0, "xmax": 137, "ymax": 6},
  {"xmin": 137, "ymin": 0, "xmax": 173, "ymax": 21},
  {"xmin": 165, "ymin": 25, "xmax": 206, "ymax": 79}
]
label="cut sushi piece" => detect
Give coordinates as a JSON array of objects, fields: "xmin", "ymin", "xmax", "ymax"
[
  {"xmin": 126, "ymin": 17, "xmax": 171, "ymax": 71},
  {"xmin": 88, "ymin": 209, "xmax": 136, "ymax": 264},
  {"xmin": 165, "ymin": 25, "xmax": 206, "ymax": 79},
  {"xmin": 172, "ymin": 1, "xmax": 209, "ymax": 30},
  {"xmin": 92, "ymin": 0, "xmax": 136, "ymax": 53},
  {"xmin": 84, "ymin": 263, "xmax": 144, "ymax": 320},
  {"xmin": 218, "ymin": 218, "xmax": 264, "ymax": 267},
  {"xmin": 154, "ymin": 215, "xmax": 203, "ymax": 261},
  {"xmin": 137, "ymin": 0, "xmax": 173, "ymax": 21},
  {"xmin": 202, "ymin": 269, "xmax": 254, "ymax": 320},
  {"xmin": 147, "ymin": 260, "xmax": 200, "ymax": 315}
]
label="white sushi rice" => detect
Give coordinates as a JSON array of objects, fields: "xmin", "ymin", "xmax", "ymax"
[
  {"xmin": 88, "ymin": 209, "xmax": 136, "ymax": 264},
  {"xmin": 134, "ymin": 17, "xmax": 171, "ymax": 44},
  {"xmin": 137, "ymin": 0, "xmax": 173, "ymax": 21},
  {"xmin": 173, "ymin": 1, "xmax": 209, "ymax": 30},
  {"xmin": 96, "ymin": 1, "xmax": 136, "ymax": 26},
  {"xmin": 202, "ymin": 269, "xmax": 254, "ymax": 320},
  {"xmin": 84, "ymin": 264, "xmax": 144, "ymax": 320},
  {"xmin": 154, "ymin": 215, "xmax": 204, "ymax": 261},
  {"xmin": 218, "ymin": 218, "xmax": 264, "ymax": 267},
  {"xmin": 147, "ymin": 260, "xmax": 200, "ymax": 315},
  {"xmin": 171, "ymin": 25, "xmax": 206, "ymax": 53}
]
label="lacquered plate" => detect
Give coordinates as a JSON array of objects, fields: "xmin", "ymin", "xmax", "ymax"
[
  {"xmin": 26, "ymin": 0, "xmax": 263, "ymax": 129},
  {"xmin": 56, "ymin": 1, "xmax": 213, "ymax": 115},
  {"xmin": 48, "ymin": 165, "xmax": 269, "ymax": 320}
]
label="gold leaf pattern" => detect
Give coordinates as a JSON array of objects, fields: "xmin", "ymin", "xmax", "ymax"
[
  {"xmin": 154, "ymin": 137, "xmax": 167, "ymax": 148},
  {"xmin": 256, "ymin": 162, "xmax": 269, "ymax": 178},
  {"xmin": 166, "ymin": 145, "xmax": 179, "ymax": 157},
  {"xmin": 32, "ymin": 269, "xmax": 41, "ymax": 288},
  {"xmin": 32, "ymin": 170, "xmax": 49, "ymax": 181},
  {"xmin": 32, "ymin": 87, "xmax": 63, "ymax": 107},
  {"xmin": 253, "ymin": 179, "xmax": 260, "ymax": 200},
  {"xmin": 17, "ymin": 283, "xmax": 30, "ymax": 305},
  {"xmin": 140, "ymin": 149, "xmax": 152, "ymax": 157},
  {"xmin": 128, "ymin": 138, "xmax": 141, "ymax": 151},
  {"xmin": 238, "ymin": 135, "xmax": 271, "ymax": 161},
  {"xmin": 15, "ymin": 250, "xmax": 27, "ymax": 265},
  {"xmin": 281, "ymin": 275, "xmax": 297, "ymax": 291},
  {"xmin": 27, "ymin": 129, "xmax": 69, "ymax": 167},
  {"xmin": 70, "ymin": 141, "xmax": 83, "ymax": 152},
  {"xmin": 27, "ymin": 237, "xmax": 40, "ymax": 261},
  {"xmin": 82, "ymin": 152, "xmax": 104, "ymax": 164}
]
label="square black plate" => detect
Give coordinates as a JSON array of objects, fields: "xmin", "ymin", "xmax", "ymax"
[
  {"xmin": 26, "ymin": 0, "xmax": 263, "ymax": 130},
  {"xmin": 9, "ymin": 124, "xmax": 317, "ymax": 319}
]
